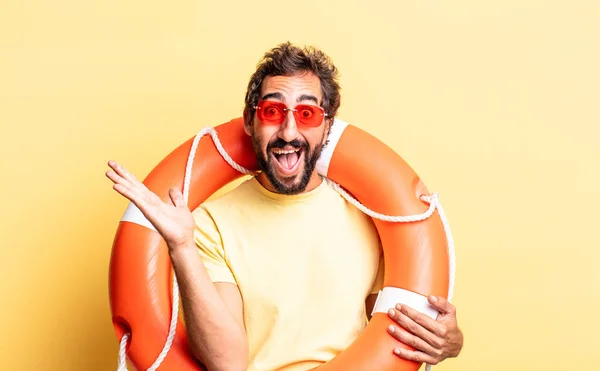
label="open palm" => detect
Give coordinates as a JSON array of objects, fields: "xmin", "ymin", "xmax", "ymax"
[{"xmin": 106, "ymin": 160, "xmax": 195, "ymax": 250}]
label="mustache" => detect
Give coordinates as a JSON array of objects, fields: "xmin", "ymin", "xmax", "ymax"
[{"xmin": 267, "ymin": 138, "xmax": 308, "ymax": 151}]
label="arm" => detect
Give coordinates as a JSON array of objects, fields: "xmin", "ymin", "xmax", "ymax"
[
  {"xmin": 170, "ymin": 245, "xmax": 248, "ymax": 371},
  {"xmin": 386, "ymin": 296, "xmax": 463, "ymax": 365},
  {"xmin": 367, "ymin": 292, "xmax": 463, "ymax": 365},
  {"xmin": 363, "ymin": 251, "xmax": 462, "ymax": 365},
  {"xmin": 105, "ymin": 160, "xmax": 247, "ymax": 371}
]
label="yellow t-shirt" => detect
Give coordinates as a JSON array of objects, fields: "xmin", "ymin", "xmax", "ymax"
[{"xmin": 192, "ymin": 176, "xmax": 383, "ymax": 371}]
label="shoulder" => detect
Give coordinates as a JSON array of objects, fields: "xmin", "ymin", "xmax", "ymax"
[
  {"xmin": 191, "ymin": 178, "xmax": 258, "ymax": 236},
  {"xmin": 204, "ymin": 177, "xmax": 259, "ymax": 209},
  {"xmin": 192, "ymin": 205, "xmax": 222, "ymax": 251},
  {"xmin": 322, "ymin": 179, "xmax": 379, "ymax": 232},
  {"xmin": 320, "ymin": 179, "xmax": 363, "ymax": 214}
]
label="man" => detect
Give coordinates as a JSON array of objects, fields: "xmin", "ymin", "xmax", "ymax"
[{"xmin": 106, "ymin": 42, "xmax": 463, "ymax": 371}]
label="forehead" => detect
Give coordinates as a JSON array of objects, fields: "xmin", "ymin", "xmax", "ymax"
[{"xmin": 260, "ymin": 72, "xmax": 323, "ymax": 102}]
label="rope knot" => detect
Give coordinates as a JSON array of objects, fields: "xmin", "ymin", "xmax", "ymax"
[{"xmin": 419, "ymin": 193, "xmax": 438, "ymax": 205}]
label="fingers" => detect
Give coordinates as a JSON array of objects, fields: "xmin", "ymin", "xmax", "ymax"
[
  {"xmin": 106, "ymin": 160, "xmax": 149, "ymax": 194},
  {"xmin": 169, "ymin": 187, "xmax": 186, "ymax": 208},
  {"xmin": 387, "ymin": 324, "xmax": 440, "ymax": 357},
  {"xmin": 394, "ymin": 304, "xmax": 446, "ymax": 347},
  {"xmin": 108, "ymin": 160, "xmax": 139, "ymax": 183},
  {"xmin": 388, "ymin": 305, "xmax": 444, "ymax": 349},
  {"xmin": 428, "ymin": 295, "xmax": 456, "ymax": 317},
  {"xmin": 393, "ymin": 348, "xmax": 440, "ymax": 366},
  {"xmin": 105, "ymin": 160, "xmax": 157, "ymax": 210},
  {"xmin": 388, "ymin": 299, "xmax": 462, "ymax": 364},
  {"xmin": 106, "ymin": 169, "xmax": 135, "ymax": 200},
  {"xmin": 105, "ymin": 161, "xmax": 136, "ymax": 194}
]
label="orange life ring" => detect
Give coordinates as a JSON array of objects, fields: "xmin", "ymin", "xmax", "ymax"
[{"xmin": 109, "ymin": 117, "xmax": 453, "ymax": 371}]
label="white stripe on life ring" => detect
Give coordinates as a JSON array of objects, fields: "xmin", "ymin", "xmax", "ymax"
[
  {"xmin": 371, "ymin": 287, "xmax": 440, "ymax": 320},
  {"xmin": 316, "ymin": 118, "xmax": 349, "ymax": 177},
  {"xmin": 121, "ymin": 202, "xmax": 157, "ymax": 232}
]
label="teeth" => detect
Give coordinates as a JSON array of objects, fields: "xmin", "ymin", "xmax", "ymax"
[{"xmin": 273, "ymin": 148, "xmax": 299, "ymax": 155}]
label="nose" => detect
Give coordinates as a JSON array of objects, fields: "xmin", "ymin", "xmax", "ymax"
[{"xmin": 277, "ymin": 110, "xmax": 300, "ymax": 143}]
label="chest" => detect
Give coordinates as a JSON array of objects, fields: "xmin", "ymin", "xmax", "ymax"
[{"xmin": 225, "ymin": 208, "xmax": 381, "ymax": 310}]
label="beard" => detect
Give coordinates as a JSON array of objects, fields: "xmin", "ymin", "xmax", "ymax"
[{"xmin": 252, "ymin": 134, "xmax": 325, "ymax": 195}]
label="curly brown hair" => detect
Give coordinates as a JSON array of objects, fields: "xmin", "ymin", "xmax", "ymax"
[{"xmin": 242, "ymin": 42, "xmax": 341, "ymax": 128}]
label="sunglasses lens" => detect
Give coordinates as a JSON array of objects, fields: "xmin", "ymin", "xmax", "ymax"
[
  {"xmin": 256, "ymin": 101, "xmax": 285, "ymax": 125},
  {"xmin": 294, "ymin": 105, "xmax": 323, "ymax": 127}
]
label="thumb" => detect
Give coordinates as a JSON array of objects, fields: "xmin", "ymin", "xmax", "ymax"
[
  {"xmin": 428, "ymin": 295, "xmax": 455, "ymax": 316},
  {"xmin": 168, "ymin": 187, "xmax": 186, "ymax": 207}
]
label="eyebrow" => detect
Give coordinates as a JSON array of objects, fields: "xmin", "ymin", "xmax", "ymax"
[
  {"xmin": 296, "ymin": 94, "xmax": 319, "ymax": 105},
  {"xmin": 261, "ymin": 92, "xmax": 284, "ymax": 101}
]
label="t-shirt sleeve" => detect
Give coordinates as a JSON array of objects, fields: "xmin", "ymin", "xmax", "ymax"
[
  {"xmin": 370, "ymin": 253, "xmax": 385, "ymax": 294},
  {"xmin": 192, "ymin": 205, "xmax": 237, "ymax": 285}
]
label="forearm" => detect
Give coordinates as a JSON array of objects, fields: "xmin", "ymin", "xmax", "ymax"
[{"xmin": 169, "ymin": 244, "xmax": 248, "ymax": 371}]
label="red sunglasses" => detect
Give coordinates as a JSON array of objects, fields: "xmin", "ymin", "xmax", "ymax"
[{"xmin": 254, "ymin": 100, "xmax": 328, "ymax": 127}]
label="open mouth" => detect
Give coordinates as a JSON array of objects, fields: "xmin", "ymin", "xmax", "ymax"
[{"xmin": 271, "ymin": 147, "xmax": 304, "ymax": 176}]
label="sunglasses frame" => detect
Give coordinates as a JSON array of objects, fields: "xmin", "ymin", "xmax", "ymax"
[{"xmin": 253, "ymin": 100, "xmax": 329, "ymax": 127}]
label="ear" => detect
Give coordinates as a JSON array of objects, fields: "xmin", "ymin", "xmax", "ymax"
[
  {"xmin": 243, "ymin": 112, "xmax": 253, "ymax": 136},
  {"xmin": 321, "ymin": 118, "xmax": 333, "ymax": 144},
  {"xmin": 244, "ymin": 121, "xmax": 252, "ymax": 136}
]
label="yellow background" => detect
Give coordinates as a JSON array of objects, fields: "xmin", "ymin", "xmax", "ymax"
[{"xmin": 1, "ymin": 1, "xmax": 598, "ymax": 370}]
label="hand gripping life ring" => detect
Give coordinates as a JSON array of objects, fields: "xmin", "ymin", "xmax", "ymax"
[{"xmin": 109, "ymin": 117, "xmax": 455, "ymax": 371}]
